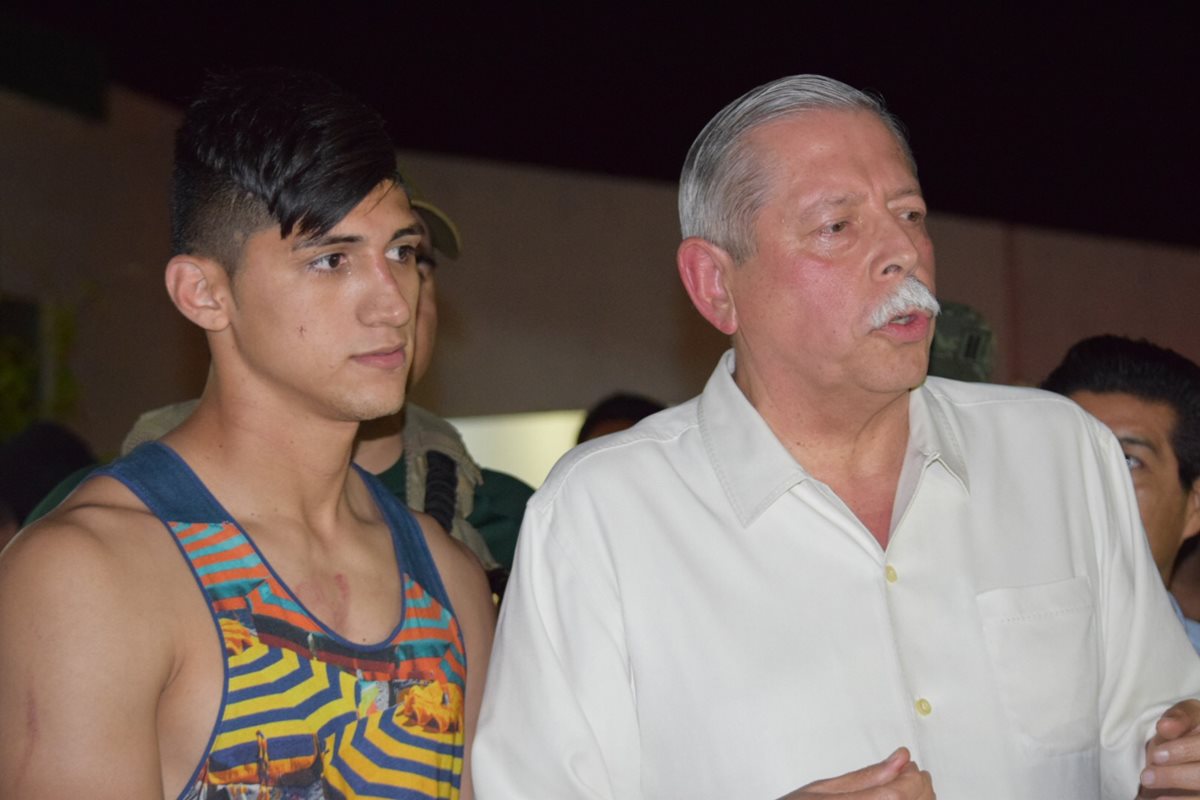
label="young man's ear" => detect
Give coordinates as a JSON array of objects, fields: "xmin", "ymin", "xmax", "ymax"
[
  {"xmin": 677, "ymin": 237, "xmax": 739, "ymax": 336},
  {"xmin": 165, "ymin": 255, "xmax": 233, "ymax": 332}
]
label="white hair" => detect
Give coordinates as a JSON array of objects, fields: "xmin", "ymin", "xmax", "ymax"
[{"xmin": 679, "ymin": 75, "xmax": 915, "ymax": 263}]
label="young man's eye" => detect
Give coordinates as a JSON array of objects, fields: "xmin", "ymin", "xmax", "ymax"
[
  {"xmin": 309, "ymin": 252, "xmax": 347, "ymax": 271},
  {"xmin": 1124, "ymin": 452, "xmax": 1144, "ymax": 471}
]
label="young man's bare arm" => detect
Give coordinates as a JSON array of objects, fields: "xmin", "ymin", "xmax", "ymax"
[
  {"xmin": 0, "ymin": 498, "xmax": 176, "ymax": 798},
  {"xmin": 415, "ymin": 512, "xmax": 497, "ymax": 800}
]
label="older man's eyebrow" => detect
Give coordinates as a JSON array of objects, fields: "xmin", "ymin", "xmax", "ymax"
[
  {"xmin": 887, "ymin": 186, "xmax": 925, "ymax": 202},
  {"xmin": 795, "ymin": 193, "xmax": 864, "ymax": 218}
]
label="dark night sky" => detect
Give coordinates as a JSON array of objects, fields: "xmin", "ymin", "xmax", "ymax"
[{"xmin": 6, "ymin": 3, "xmax": 1198, "ymax": 248}]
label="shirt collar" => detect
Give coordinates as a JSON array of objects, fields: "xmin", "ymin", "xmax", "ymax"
[
  {"xmin": 698, "ymin": 351, "xmax": 970, "ymax": 528},
  {"xmin": 904, "ymin": 378, "xmax": 971, "ymax": 497}
]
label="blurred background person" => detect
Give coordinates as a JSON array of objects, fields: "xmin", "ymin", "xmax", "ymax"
[
  {"xmin": 0, "ymin": 420, "xmax": 94, "ymax": 551},
  {"xmin": 1043, "ymin": 334, "xmax": 1200, "ymax": 651},
  {"xmin": 576, "ymin": 392, "xmax": 665, "ymax": 444}
]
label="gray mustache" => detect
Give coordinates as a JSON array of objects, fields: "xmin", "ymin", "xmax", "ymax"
[{"xmin": 870, "ymin": 277, "xmax": 940, "ymax": 329}]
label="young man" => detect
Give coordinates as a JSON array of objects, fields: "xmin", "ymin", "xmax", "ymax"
[
  {"xmin": 1043, "ymin": 335, "xmax": 1200, "ymax": 651},
  {"xmin": 0, "ymin": 68, "xmax": 494, "ymax": 799}
]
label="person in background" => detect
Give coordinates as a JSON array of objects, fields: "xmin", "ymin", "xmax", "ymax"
[
  {"xmin": 1043, "ymin": 334, "xmax": 1200, "ymax": 652},
  {"xmin": 354, "ymin": 195, "xmax": 534, "ymax": 586},
  {"xmin": 0, "ymin": 420, "xmax": 94, "ymax": 551},
  {"xmin": 474, "ymin": 74, "xmax": 1200, "ymax": 799},
  {"xmin": 0, "ymin": 67, "xmax": 494, "ymax": 798},
  {"xmin": 576, "ymin": 392, "xmax": 665, "ymax": 444}
]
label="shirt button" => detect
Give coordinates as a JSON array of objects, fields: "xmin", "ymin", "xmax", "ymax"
[
  {"xmin": 915, "ymin": 698, "xmax": 933, "ymax": 716},
  {"xmin": 885, "ymin": 565, "xmax": 898, "ymax": 583}
]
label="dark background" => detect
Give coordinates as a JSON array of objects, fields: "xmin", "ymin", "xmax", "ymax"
[{"xmin": 3, "ymin": 3, "xmax": 1197, "ymax": 247}]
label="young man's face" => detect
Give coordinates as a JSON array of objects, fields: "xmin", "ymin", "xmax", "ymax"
[
  {"xmin": 1071, "ymin": 390, "xmax": 1200, "ymax": 582},
  {"xmin": 222, "ymin": 181, "xmax": 423, "ymax": 423}
]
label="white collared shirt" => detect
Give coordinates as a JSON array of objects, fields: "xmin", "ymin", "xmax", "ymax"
[{"xmin": 475, "ymin": 351, "xmax": 1200, "ymax": 800}]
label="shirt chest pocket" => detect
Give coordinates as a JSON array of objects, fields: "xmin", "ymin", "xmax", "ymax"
[{"xmin": 976, "ymin": 576, "xmax": 1099, "ymax": 752}]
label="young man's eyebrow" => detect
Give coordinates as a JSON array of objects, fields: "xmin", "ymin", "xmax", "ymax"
[
  {"xmin": 293, "ymin": 224, "xmax": 423, "ymax": 252},
  {"xmin": 293, "ymin": 233, "xmax": 362, "ymax": 252},
  {"xmin": 389, "ymin": 225, "xmax": 423, "ymax": 242}
]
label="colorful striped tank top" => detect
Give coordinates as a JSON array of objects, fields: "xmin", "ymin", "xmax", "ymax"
[{"xmin": 100, "ymin": 442, "xmax": 467, "ymax": 799}]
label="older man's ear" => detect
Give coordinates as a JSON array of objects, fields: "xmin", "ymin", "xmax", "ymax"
[{"xmin": 677, "ymin": 237, "xmax": 738, "ymax": 336}]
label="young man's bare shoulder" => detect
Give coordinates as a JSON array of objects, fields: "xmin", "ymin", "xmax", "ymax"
[
  {"xmin": 411, "ymin": 511, "xmax": 496, "ymax": 623},
  {"xmin": 0, "ymin": 475, "xmax": 194, "ymax": 798},
  {"xmin": 0, "ymin": 473, "xmax": 183, "ymax": 616}
]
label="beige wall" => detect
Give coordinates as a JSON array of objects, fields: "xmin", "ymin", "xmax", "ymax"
[
  {"xmin": 2, "ymin": 85, "xmax": 1198, "ymax": 454},
  {"xmin": 0, "ymin": 87, "xmax": 207, "ymax": 457}
]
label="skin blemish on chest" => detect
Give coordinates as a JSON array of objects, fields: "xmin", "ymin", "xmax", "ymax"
[{"xmin": 294, "ymin": 573, "xmax": 352, "ymax": 634}]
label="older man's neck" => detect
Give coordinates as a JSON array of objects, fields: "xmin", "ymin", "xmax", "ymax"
[{"xmin": 755, "ymin": 385, "xmax": 911, "ymax": 550}]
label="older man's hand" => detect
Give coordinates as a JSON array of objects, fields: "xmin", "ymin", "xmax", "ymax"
[
  {"xmin": 1140, "ymin": 699, "xmax": 1200, "ymax": 797},
  {"xmin": 778, "ymin": 747, "xmax": 935, "ymax": 799}
]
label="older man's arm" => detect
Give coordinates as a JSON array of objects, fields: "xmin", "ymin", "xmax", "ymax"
[{"xmin": 472, "ymin": 498, "xmax": 644, "ymax": 800}]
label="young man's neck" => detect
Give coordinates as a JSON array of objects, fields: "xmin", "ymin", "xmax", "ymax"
[
  {"xmin": 354, "ymin": 409, "xmax": 407, "ymax": 474},
  {"xmin": 162, "ymin": 384, "xmax": 373, "ymax": 531}
]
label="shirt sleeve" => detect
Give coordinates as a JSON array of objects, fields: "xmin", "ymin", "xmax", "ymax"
[
  {"xmin": 1090, "ymin": 420, "xmax": 1200, "ymax": 797},
  {"xmin": 472, "ymin": 486, "xmax": 643, "ymax": 800}
]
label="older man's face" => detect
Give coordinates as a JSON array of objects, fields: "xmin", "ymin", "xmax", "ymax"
[{"xmin": 725, "ymin": 110, "xmax": 936, "ymax": 401}]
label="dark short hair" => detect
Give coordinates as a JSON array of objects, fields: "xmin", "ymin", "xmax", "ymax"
[
  {"xmin": 1042, "ymin": 335, "xmax": 1200, "ymax": 489},
  {"xmin": 578, "ymin": 392, "xmax": 665, "ymax": 444},
  {"xmin": 171, "ymin": 67, "xmax": 401, "ymax": 272}
]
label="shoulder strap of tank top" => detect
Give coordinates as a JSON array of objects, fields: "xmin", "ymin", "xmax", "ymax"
[
  {"xmin": 101, "ymin": 443, "xmax": 455, "ymax": 614},
  {"xmin": 95, "ymin": 441, "xmax": 228, "ymax": 523},
  {"xmin": 356, "ymin": 465, "xmax": 455, "ymax": 614}
]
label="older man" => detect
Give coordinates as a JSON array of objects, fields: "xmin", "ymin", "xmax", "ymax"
[{"xmin": 474, "ymin": 76, "xmax": 1200, "ymax": 799}]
